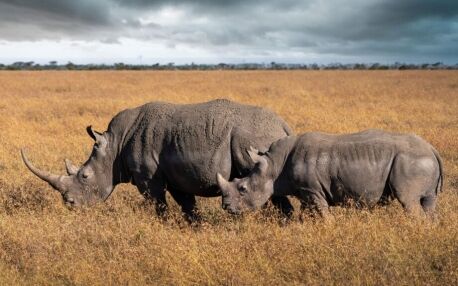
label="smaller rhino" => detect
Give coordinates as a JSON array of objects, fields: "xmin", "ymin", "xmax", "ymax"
[{"xmin": 217, "ymin": 130, "xmax": 443, "ymax": 218}]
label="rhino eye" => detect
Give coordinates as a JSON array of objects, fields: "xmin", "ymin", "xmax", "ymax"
[
  {"xmin": 238, "ymin": 185, "xmax": 248, "ymax": 194},
  {"xmin": 81, "ymin": 169, "xmax": 92, "ymax": 180}
]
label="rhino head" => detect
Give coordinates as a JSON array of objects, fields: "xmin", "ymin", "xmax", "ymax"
[
  {"xmin": 216, "ymin": 147, "xmax": 274, "ymax": 214},
  {"xmin": 21, "ymin": 126, "xmax": 122, "ymax": 207}
]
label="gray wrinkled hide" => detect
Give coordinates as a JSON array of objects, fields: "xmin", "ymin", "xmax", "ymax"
[
  {"xmin": 22, "ymin": 99, "xmax": 293, "ymax": 220},
  {"xmin": 218, "ymin": 129, "xmax": 443, "ymax": 217}
]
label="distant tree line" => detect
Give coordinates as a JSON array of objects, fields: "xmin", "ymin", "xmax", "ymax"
[{"xmin": 0, "ymin": 61, "xmax": 457, "ymax": 71}]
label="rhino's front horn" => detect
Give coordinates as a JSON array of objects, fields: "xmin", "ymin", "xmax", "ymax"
[
  {"xmin": 216, "ymin": 173, "xmax": 230, "ymax": 195},
  {"xmin": 64, "ymin": 159, "xmax": 79, "ymax": 175},
  {"xmin": 21, "ymin": 149, "xmax": 69, "ymax": 194}
]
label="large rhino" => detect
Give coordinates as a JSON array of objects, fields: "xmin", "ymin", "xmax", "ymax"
[
  {"xmin": 22, "ymin": 99, "xmax": 294, "ymax": 220},
  {"xmin": 217, "ymin": 129, "xmax": 443, "ymax": 217}
]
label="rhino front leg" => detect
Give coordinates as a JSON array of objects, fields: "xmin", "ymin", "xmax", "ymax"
[
  {"xmin": 270, "ymin": 196, "xmax": 294, "ymax": 219},
  {"xmin": 169, "ymin": 189, "xmax": 201, "ymax": 223},
  {"xmin": 298, "ymin": 189, "xmax": 331, "ymax": 220},
  {"xmin": 135, "ymin": 175, "xmax": 168, "ymax": 217}
]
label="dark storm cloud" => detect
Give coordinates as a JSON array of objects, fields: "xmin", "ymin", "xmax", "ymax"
[
  {"xmin": 0, "ymin": 0, "xmax": 113, "ymax": 25},
  {"xmin": 0, "ymin": 0, "xmax": 456, "ymax": 62},
  {"xmin": 320, "ymin": 0, "xmax": 458, "ymax": 41},
  {"xmin": 0, "ymin": 0, "xmax": 118, "ymax": 41}
]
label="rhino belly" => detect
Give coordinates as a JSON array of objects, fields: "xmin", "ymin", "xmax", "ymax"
[
  {"xmin": 333, "ymin": 162, "xmax": 391, "ymax": 206},
  {"xmin": 162, "ymin": 143, "xmax": 232, "ymax": 197}
]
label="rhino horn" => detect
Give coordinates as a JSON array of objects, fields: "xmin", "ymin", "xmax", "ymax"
[
  {"xmin": 64, "ymin": 159, "xmax": 79, "ymax": 175},
  {"xmin": 21, "ymin": 149, "xmax": 69, "ymax": 193},
  {"xmin": 216, "ymin": 173, "xmax": 230, "ymax": 195}
]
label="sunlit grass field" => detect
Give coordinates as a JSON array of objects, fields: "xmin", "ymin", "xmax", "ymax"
[{"xmin": 0, "ymin": 70, "xmax": 457, "ymax": 285}]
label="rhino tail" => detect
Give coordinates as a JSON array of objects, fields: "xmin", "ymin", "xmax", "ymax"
[{"xmin": 431, "ymin": 146, "xmax": 444, "ymax": 194}]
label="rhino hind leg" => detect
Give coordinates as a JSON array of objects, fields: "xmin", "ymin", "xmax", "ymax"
[
  {"xmin": 389, "ymin": 154, "xmax": 439, "ymax": 216},
  {"xmin": 420, "ymin": 194, "xmax": 437, "ymax": 215},
  {"xmin": 390, "ymin": 179, "xmax": 427, "ymax": 216},
  {"xmin": 168, "ymin": 189, "xmax": 201, "ymax": 223}
]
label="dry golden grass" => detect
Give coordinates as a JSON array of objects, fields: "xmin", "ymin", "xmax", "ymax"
[{"xmin": 0, "ymin": 70, "xmax": 457, "ymax": 285}]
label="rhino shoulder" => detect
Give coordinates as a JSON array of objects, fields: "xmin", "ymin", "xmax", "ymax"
[
  {"xmin": 296, "ymin": 132, "xmax": 332, "ymax": 147},
  {"xmin": 107, "ymin": 102, "xmax": 175, "ymax": 140},
  {"xmin": 107, "ymin": 105, "xmax": 142, "ymax": 132}
]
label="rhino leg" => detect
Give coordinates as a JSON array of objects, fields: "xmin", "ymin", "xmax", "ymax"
[
  {"xmin": 420, "ymin": 194, "xmax": 437, "ymax": 216},
  {"xmin": 169, "ymin": 189, "xmax": 201, "ymax": 223},
  {"xmin": 393, "ymin": 187, "xmax": 435, "ymax": 217},
  {"xmin": 393, "ymin": 193, "xmax": 422, "ymax": 216},
  {"xmin": 270, "ymin": 196, "xmax": 294, "ymax": 218},
  {"xmin": 135, "ymin": 175, "xmax": 168, "ymax": 217},
  {"xmin": 389, "ymin": 154, "xmax": 439, "ymax": 217},
  {"xmin": 298, "ymin": 188, "xmax": 330, "ymax": 220}
]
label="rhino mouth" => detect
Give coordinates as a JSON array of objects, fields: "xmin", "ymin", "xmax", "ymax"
[
  {"xmin": 226, "ymin": 208, "xmax": 241, "ymax": 215},
  {"xmin": 222, "ymin": 201, "xmax": 242, "ymax": 215}
]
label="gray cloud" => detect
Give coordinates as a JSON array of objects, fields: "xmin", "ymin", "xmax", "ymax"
[
  {"xmin": 0, "ymin": 0, "xmax": 456, "ymax": 62},
  {"xmin": 0, "ymin": 0, "xmax": 113, "ymax": 25}
]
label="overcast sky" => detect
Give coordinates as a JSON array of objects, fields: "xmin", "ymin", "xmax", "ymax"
[{"xmin": 0, "ymin": 0, "xmax": 456, "ymax": 64}]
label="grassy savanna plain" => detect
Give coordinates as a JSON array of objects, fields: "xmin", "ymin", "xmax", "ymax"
[{"xmin": 0, "ymin": 71, "xmax": 457, "ymax": 285}]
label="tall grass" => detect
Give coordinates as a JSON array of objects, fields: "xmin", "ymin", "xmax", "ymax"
[{"xmin": 0, "ymin": 71, "xmax": 457, "ymax": 285}]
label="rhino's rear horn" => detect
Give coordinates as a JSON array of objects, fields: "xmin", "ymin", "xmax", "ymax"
[
  {"xmin": 21, "ymin": 149, "xmax": 69, "ymax": 194},
  {"xmin": 64, "ymin": 159, "xmax": 79, "ymax": 175}
]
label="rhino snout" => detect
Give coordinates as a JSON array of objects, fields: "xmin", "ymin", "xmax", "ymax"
[
  {"xmin": 224, "ymin": 205, "xmax": 241, "ymax": 215},
  {"xmin": 65, "ymin": 198, "xmax": 75, "ymax": 208},
  {"xmin": 222, "ymin": 198, "xmax": 241, "ymax": 215}
]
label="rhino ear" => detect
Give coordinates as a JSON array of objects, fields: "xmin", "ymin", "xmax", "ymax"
[
  {"xmin": 86, "ymin": 125, "xmax": 103, "ymax": 142},
  {"xmin": 249, "ymin": 146, "xmax": 259, "ymax": 155},
  {"xmin": 247, "ymin": 146, "xmax": 261, "ymax": 164},
  {"xmin": 247, "ymin": 146, "xmax": 269, "ymax": 174}
]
